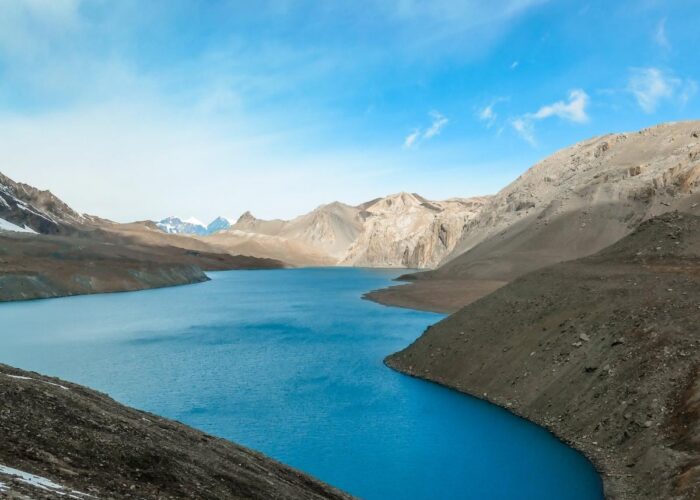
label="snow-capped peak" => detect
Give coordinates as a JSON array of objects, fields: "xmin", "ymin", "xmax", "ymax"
[{"xmin": 184, "ymin": 216, "xmax": 205, "ymax": 227}]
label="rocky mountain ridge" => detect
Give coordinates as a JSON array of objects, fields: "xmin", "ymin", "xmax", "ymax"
[{"xmin": 208, "ymin": 193, "xmax": 489, "ymax": 268}]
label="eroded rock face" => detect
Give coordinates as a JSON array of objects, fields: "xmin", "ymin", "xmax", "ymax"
[{"xmin": 341, "ymin": 193, "xmax": 489, "ymax": 268}]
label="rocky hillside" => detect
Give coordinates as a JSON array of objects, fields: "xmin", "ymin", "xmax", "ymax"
[
  {"xmin": 386, "ymin": 212, "xmax": 700, "ymax": 500},
  {"xmin": 0, "ymin": 364, "xmax": 351, "ymax": 499},
  {"xmin": 370, "ymin": 121, "xmax": 700, "ymax": 312},
  {"xmin": 211, "ymin": 193, "xmax": 489, "ymax": 268},
  {"xmin": 0, "ymin": 172, "xmax": 87, "ymax": 235}
]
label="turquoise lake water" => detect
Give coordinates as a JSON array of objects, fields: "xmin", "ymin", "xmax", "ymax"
[{"xmin": 0, "ymin": 268, "xmax": 603, "ymax": 499}]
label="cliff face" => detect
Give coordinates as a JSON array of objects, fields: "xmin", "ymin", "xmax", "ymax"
[
  {"xmin": 0, "ymin": 364, "xmax": 352, "ymax": 499},
  {"xmin": 341, "ymin": 194, "xmax": 489, "ymax": 268},
  {"xmin": 385, "ymin": 212, "xmax": 700, "ymax": 500}
]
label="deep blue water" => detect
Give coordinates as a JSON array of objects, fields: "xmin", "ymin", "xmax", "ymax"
[{"xmin": 0, "ymin": 268, "xmax": 602, "ymax": 499}]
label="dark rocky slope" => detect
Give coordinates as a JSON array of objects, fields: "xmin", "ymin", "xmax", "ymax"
[
  {"xmin": 0, "ymin": 364, "xmax": 352, "ymax": 499},
  {"xmin": 386, "ymin": 212, "xmax": 700, "ymax": 499}
]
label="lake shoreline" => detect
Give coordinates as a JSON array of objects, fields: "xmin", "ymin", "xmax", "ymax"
[{"xmin": 380, "ymin": 213, "xmax": 700, "ymax": 500}]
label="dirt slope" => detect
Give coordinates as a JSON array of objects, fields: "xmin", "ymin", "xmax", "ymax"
[
  {"xmin": 0, "ymin": 364, "xmax": 352, "ymax": 499},
  {"xmin": 386, "ymin": 212, "xmax": 700, "ymax": 499}
]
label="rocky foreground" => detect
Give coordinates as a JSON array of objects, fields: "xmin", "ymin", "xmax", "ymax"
[
  {"xmin": 385, "ymin": 212, "xmax": 700, "ymax": 499},
  {"xmin": 0, "ymin": 364, "xmax": 351, "ymax": 499}
]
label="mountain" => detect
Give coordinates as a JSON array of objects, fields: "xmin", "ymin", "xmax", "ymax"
[
  {"xmin": 156, "ymin": 216, "xmax": 235, "ymax": 235},
  {"xmin": 369, "ymin": 120, "xmax": 700, "ymax": 312},
  {"xmin": 212, "ymin": 194, "xmax": 489, "ymax": 267},
  {"xmin": 206, "ymin": 216, "xmax": 233, "ymax": 234},
  {"xmin": 0, "ymin": 171, "xmax": 285, "ymax": 302},
  {"xmin": 0, "ymin": 172, "xmax": 87, "ymax": 235},
  {"xmin": 0, "ymin": 363, "xmax": 351, "ymax": 499},
  {"xmin": 342, "ymin": 193, "xmax": 489, "ymax": 268},
  {"xmin": 385, "ymin": 212, "xmax": 700, "ymax": 500},
  {"xmin": 156, "ymin": 216, "xmax": 208, "ymax": 235}
]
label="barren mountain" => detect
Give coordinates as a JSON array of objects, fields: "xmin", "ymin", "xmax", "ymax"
[
  {"xmin": 370, "ymin": 121, "xmax": 700, "ymax": 312},
  {"xmin": 212, "ymin": 194, "xmax": 489, "ymax": 268},
  {"xmin": 342, "ymin": 193, "xmax": 489, "ymax": 268},
  {"xmin": 0, "ymin": 364, "xmax": 351, "ymax": 499},
  {"xmin": 0, "ymin": 172, "xmax": 87, "ymax": 235},
  {"xmin": 385, "ymin": 212, "xmax": 700, "ymax": 500}
]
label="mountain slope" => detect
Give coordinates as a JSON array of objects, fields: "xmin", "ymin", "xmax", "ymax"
[
  {"xmin": 386, "ymin": 212, "xmax": 700, "ymax": 500},
  {"xmin": 0, "ymin": 364, "xmax": 352, "ymax": 499},
  {"xmin": 0, "ymin": 172, "xmax": 86, "ymax": 234},
  {"xmin": 370, "ymin": 121, "xmax": 700, "ymax": 312}
]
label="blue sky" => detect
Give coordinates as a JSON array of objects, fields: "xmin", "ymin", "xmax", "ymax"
[{"xmin": 0, "ymin": 0, "xmax": 698, "ymax": 221}]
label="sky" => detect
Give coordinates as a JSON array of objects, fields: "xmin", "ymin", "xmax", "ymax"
[{"xmin": 0, "ymin": 0, "xmax": 698, "ymax": 222}]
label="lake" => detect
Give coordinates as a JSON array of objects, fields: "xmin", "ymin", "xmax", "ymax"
[{"xmin": 0, "ymin": 268, "xmax": 603, "ymax": 499}]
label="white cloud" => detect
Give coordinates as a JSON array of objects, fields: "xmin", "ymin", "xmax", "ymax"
[
  {"xmin": 680, "ymin": 79, "xmax": 699, "ymax": 107},
  {"xmin": 654, "ymin": 18, "xmax": 670, "ymax": 51},
  {"xmin": 404, "ymin": 111, "xmax": 448, "ymax": 148},
  {"xmin": 404, "ymin": 129, "xmax": 421, "ymax": 148},
  {"xmin": 532, "ymin": 89, "xmax": 590, "ymax": 123},
  {"xmin": 424, "ymin": 111, "xmax": 448, "ymax": 139},
  {"xmin": 628, "ymin": 67, "xmax": 681, "ymax": 113},
  {"xmin": 479, "ymin": 105, "xmax": 496, "ymax": 126},
  {"xmin": 478, "ymin": 97, "xmax": 509, "ymax": 128},
  {"xmin": 510, "ymin": 117, "xmax": 536, "ymax": 146},
  {"xmin": 510, "ymin": 89, "xmax": 590, "ymax": 146},
  {"xmin": 510, "ymin": 61, "xmax": 519, "ymax": 70}
]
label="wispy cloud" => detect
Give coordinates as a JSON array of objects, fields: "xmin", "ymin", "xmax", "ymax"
[
  {"xmin": 654, "ymin": 18, "xmax": 670, "ymax": 51},
  {"xmin": 477, "ymin": 97, "xmax": 509, "ymax": 128},
  {"xmin": 532, "ymin": 89, "xmax": 590, "ymax": 123},
  {"xmin": 404, "ymin": 111, "xmax": 448, "ymax": 148},
  {"xmin": 510, "ymin": 89, "xmax": 590, "ymax": 145},
  {"xmin": 404, "ymin": 129, "xmax": 421, "ymax": 148},
  {"xmin": 510, "ymin": 117, "xmax": 536, "ymax": 146},
  {"xmin": 626, "ymin": 67, "xmax": 696, "ymax": 113}
]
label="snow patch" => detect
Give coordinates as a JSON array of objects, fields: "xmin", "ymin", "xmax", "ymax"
[
  {"xmin": 4, "ymin": 373, "xmax": 69, "ymax": 390},
  {"xmin": 0, "ymin": 464, "xmax": 91, "ymax": 497},
  {"xmin": 0, "ymin": 217, "xmax": 37, "ymax": 233},
  {"xmin": 184, "ymin": 216, "xmax": 205, "ymax": 227}
]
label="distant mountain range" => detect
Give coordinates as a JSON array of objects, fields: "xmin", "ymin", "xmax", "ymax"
[
  {"xmin": 197, "ymin": 193, "xmax": 490, "ymax": 268},
  {"xmin": 156, "ymin": 216, "xmax": 234, "ymax": 236}
]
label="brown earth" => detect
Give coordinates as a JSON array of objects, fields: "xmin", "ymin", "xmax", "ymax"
[
  {"xmin": 385, "ymin": 212, "xmax": 700, "ymax": 499},
  {"xmin": 0, "ymin": 230, "xmax": 284, "ymax": 302},
  {"xmin": 0, "ymin": 364, "xmax": 352, "ymax": 499}
]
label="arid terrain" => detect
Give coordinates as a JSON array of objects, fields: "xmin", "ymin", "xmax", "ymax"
[
  {"xmin": 370, "ymin": 121, "xmax": 700, "ymax": 313},
  {"xmin": 0, "ymin": 173, "xmax": 284, "ymax": 301},
  {"xmin": 201, "ymin": 193, "xmax": 489, "ymax": 268},
  {"xmin": 0, "ymin": 364, "xmax": 352, "ymax": 499},
  {"xmin": 386, "ymin": 212, "xmax": 700, "ymax": 499}
]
